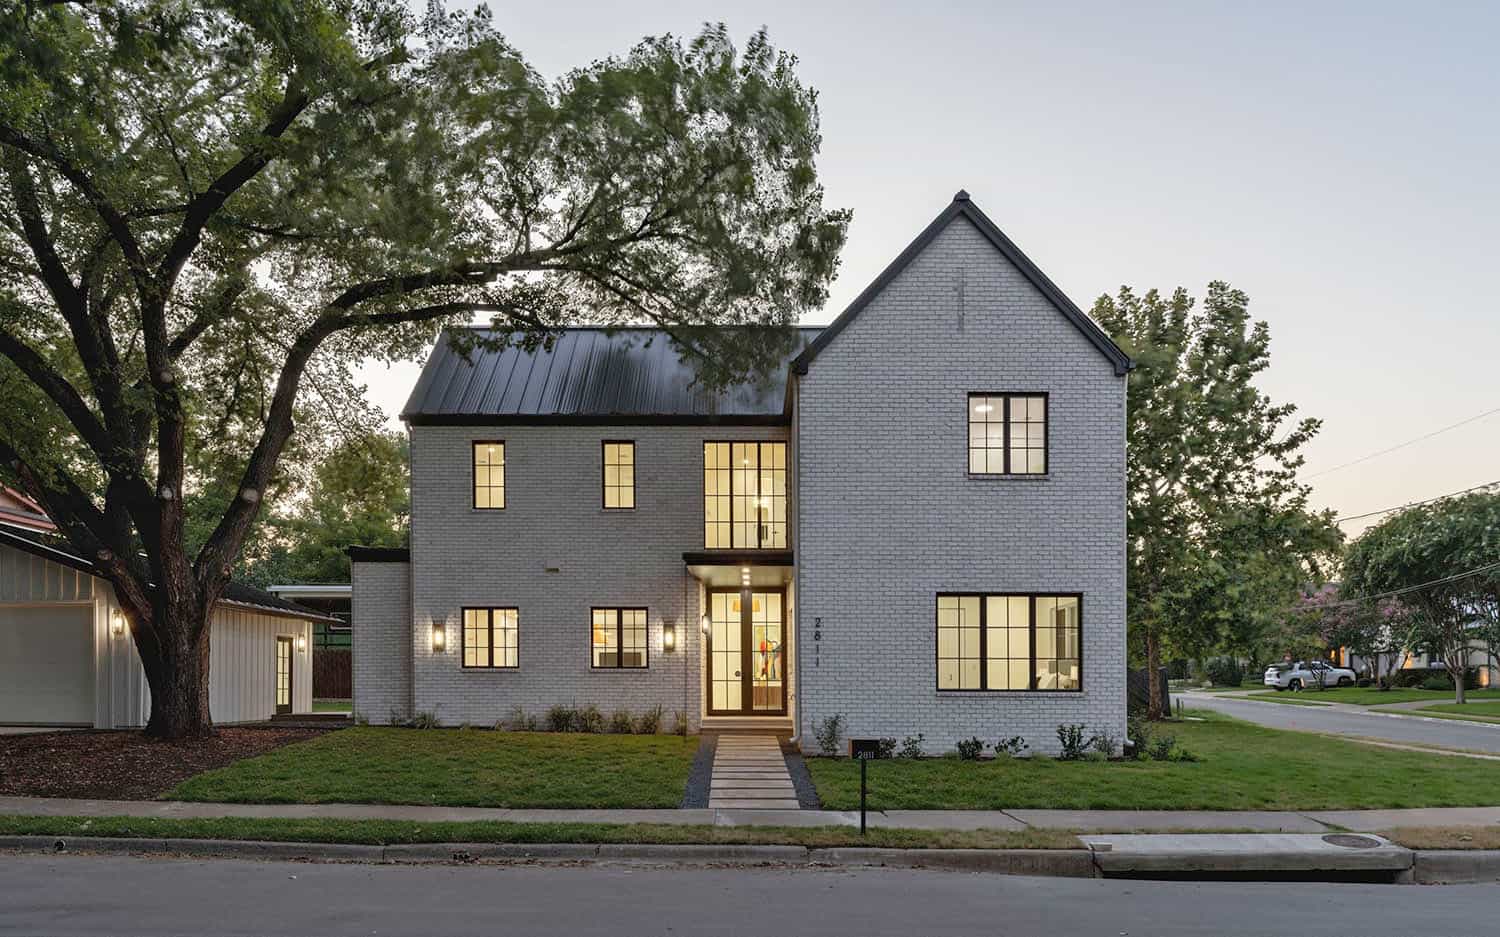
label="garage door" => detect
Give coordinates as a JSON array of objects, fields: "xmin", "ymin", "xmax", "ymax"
[{"xmin": 0, "ymin": 606, "xmax": 95, "ymax": 725}]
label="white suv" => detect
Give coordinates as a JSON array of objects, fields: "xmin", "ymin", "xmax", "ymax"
[{"xmin": 1263, "ymin": 660, "xmax": 1356, "ymax": 691}]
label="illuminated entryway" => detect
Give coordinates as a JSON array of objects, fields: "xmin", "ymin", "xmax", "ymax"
[
  {"xmin": 274, "ymin": 636, "xmax": 293, "ymax": 716},
  {"xmin": 707, "ymin": 588, "xmax": 786, "ymax": 715}
]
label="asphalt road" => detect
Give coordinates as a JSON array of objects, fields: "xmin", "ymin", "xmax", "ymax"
[
  {"xmin": 1182, "ymin": 691, "xmax": 1500, "ymax": 753},
  {"xmin": 3, "ymin": 854, "xmax": 1499, "ymax": 937}
]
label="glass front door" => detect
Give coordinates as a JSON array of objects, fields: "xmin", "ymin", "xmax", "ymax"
[
  {"xmin": 275, "ymin": 636, "xmax": 293, "ymax": 715},
  {"xmin": 707, "ymin": 589, "xmax": 786, "ymax": 715}
]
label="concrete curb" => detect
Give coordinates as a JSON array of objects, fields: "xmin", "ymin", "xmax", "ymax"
[
  {"xmin": 810, "ymin": 847, "xmax": 1096, "ymax": 877},
  {"xmin": 1412, "ymin": 850, "xmax": 1500, "ymax": 884}
]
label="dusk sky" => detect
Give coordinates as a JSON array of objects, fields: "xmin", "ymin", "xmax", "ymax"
[{"xmin": 359, "ymin": 1, "xmax": 1500, "ymax": 536}]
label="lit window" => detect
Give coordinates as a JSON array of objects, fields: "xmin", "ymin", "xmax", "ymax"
[
  {"xmin": 936, "ymin": 594, "xmax": 1080, "ymax": 691},
  {"xmin": 591, "ymin": 607, "xmax": 648, "ymax": 668},
  {"xmin": 473, "ymin": 442, "xmax": 505, "ymax": 508},
  {"xmin": 703, "ymin": 441, "xmax": 787, "ymax": 548},
  {"xmin": 462, "ymin": 607, "xmax": 518, "ymax": 668},
  {"xmin": 602, "ymin": 442, "xmax": 635, "ymax": 509},
  {"xmin": 968, "ymin": 394, "xmax": 1046, "ymax": 475}
]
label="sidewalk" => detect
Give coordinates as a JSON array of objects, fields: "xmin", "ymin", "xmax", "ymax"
[{"xmin": 4, "ymin": 795, "xmax": 1498, "ymax": 834}]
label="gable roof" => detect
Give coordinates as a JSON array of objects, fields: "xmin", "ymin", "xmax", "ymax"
[
  {"xmin": 0, "ymin": 526, "xmax": 343, "ymax": 624},
  {"xmin": 402, "ymin": 328, "xmax": 819, "ymax": 426},
  {"xmin": 0, "ymin": 486, "xmax": 54, "ymax": 532},
  {"xmin": 791, "ymin": 191, "xmax": 1134, "ymax": 376}
]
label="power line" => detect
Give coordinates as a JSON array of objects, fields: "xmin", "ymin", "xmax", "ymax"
[
  {"xmin": 1305, "ymin": 404, "xmax": 1500, "ymax": 479},
  {"xmin": 1335, "ymin": 479, "xmax": 1500, "ymax": 524},
  {"xmin": 1288, "ymin": 560, "xmax": 1500, "ymax": 612}
]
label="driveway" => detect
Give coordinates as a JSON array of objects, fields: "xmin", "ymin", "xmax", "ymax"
[{"xmin": 1182, "ymin": 691, "xmax": 1500, "ymax": 754}]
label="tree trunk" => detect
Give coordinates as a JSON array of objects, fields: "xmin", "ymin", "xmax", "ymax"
[
  {"xmin": 140, "ymin": 599, "xmax": 214, "ymax": 739},
  {"xmin": 1453, "ymin": 658, "xmax": 1466, "ymax": 706},
  {"xmin": 1145, "ymin": 630, "xmax": 1165, "ymax": 721}
]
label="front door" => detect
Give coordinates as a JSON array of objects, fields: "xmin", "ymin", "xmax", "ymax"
[
  {"xmin": 275, "ymin": 636, "xmax": 293, "ymax": 715},
  {"xmin": 707, "ymin": 588, "xmax": 786, "ymax": 715}
]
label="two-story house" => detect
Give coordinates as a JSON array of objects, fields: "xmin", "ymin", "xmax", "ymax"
[{"xmin": 351, "ymin": 191, "xmax": 1131, "ymax": 753}]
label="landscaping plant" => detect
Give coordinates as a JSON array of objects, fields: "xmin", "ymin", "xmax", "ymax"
[
  {"xmin": 897, "ymin": 734, "xmax": 926, "ymax": 759},
  {"xmin": 609, "ymin": 710, "xmax": 634, "ymax": 734},
  {"xmin": 813, "ymin": 713, "xmax": 845, "ymax": 756},
  {"xmin": 1056, "ymin": 724, "xmax": 1089, "ymax": 760},
  {"xmin": 993, "ymin": 735, "xmax": 1028, "ymax": 758},
  {"xmin": 955, "ymin": 737, "xmax": 987, "ymax": 761},
  {"xmin": 545, "ymin": 706, "xmax": 578, "ymax": 733},
  {"xmin": 634, "ymin": 705, "xmax": 664, "ymax": 735}
]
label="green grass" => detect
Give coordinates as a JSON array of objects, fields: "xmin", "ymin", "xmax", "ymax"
[
  {"xmin": 312, "ymin": 700, "xmax": 352, "ymax": 713},
  {"xmin": 169, "ymin": 727, "xmax": 698, "ymax": 808},
  {"xmin": 1412, "ymin": 701, "xmax": 1500, "ymax": 725},
  {"xmin": 0, "ymin": 815, "xmax": 1078, "ymax": 850},
  {"xmin": 1248, "ymin": 687, "xmax": 1500, "ymax": 706},
  {"xmin": 804, "ymin": 711, "xmax": 1500, "ymax": 811},
  {"xmin": 1240, "ymin": 694, "xmax": 1333, "ymax": 707}
]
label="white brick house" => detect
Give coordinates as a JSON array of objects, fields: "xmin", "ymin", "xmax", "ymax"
[{"xmin": 352, "ymin": 192, "xmax": 1132, "ymax": 753}]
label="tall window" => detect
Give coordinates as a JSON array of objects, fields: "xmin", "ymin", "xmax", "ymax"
[
  {"xmin": 602, "ymin": 442, "xmax": 635, "ymax": 509},
  {"xmin": 968, "ymin": 394, "xmax": 1047, "ymax": 475},
  {"xmin": 591, "ymin": 607, "xmax": 648, "ymax": 668},
  {"xmin": 936, "ymin": 594, "xmax": 1079, "ymax": 691},
  {"xmin": 703, "ymin": 441, "xmax": 787, "ymax": 548},
  {"xmin": 462, "ymin": 607, "xmax": 518, "ymax": 668},
  {"xmin": 473, "ymin": 442, "xmax": 506, "ymax": 508}
]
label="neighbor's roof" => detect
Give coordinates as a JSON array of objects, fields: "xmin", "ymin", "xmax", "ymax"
[
  {"xmin": 402, "ymin": 328, "xmax": 819, "ymax": 425},
  {"xmin": 792, "ymin": 191, "xmax": 1134, "ymax": 377},
  {"xmin": 0, "ymin": 526, "xmax": 343, "ymax": 624}
]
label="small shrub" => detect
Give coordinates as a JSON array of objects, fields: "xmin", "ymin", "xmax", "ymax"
[
  {"xmin": 993, "ymin": 735, "xmax": 1028, "ymax": 758},
  {"xmin": 1088, "ymin": 730, "xmax": 1119, "ymax": 758},
  {"xmin": 576, "ymin": 705, "xmax": 605, "ymax": 734},
  {"xmin": 1204, "ymin": 656, "xmax": 1245, "ymax": 687},
  {"xmin": 387, "ymin": 708, "xmax": 406, "ymax": 726},
  {"xmin": 956, "ymin": 736, "xmax": 987, "ymax": 760},
  {"xmin": 1056, "ymin": 723, "xmax": 1088, "ymax": 760},
  {"xmin": 508, "ymin": 707, "xmax": 537, "ymax": 732},
  {"xmin": 1356, "ymin": 677, "xmax": 1372, "ymax": 688},
  {"xmin": 608, "ymin": 710, "xmax": 634, "ymax": 734},
  {"xmin": 410, "ymin": 710, "xmax": 439, "ymax": 730},
  {"xmin": 1420, "ymin": 673, "xmax": 1452, "ymax": 691},
  {"xmin": 874, "ymin": 737, "xmax": 897, "ymax": 759},
  {"xmin": 1148, "ymin": 733, "xmax": 1177, "ymax": 762},
  {"xmin": 1084, "ymin": 749, "xmax": 1109, "ymax": 763},
  {"xmin": 897, "ymin": 733, "xmax": 926, "ymax": 759},
  {"xmin": 672, "ymin": 710, "xmax": 690, "ymax": 736},
  {"xmin": 635, "ymin": 704, "xmax": 663, "ymax": 735},
  {"xmin": 813, "ymin": 713, "xmax": 845, "ymax": 756},
  {"xmin": 1126, "ymin": 713, "xmax": 1153, "ymax": 760},
  {"xmin": 545, "ymin": 705, "xmax": 578, "ymax": 733}
]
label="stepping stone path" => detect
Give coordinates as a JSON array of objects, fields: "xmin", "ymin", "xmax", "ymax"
[{"xmin": 707, "ymin": 735, "xmax": 800, "ymax": 810}]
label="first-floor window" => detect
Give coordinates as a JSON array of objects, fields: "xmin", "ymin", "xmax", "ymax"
[
  {"xmin": 592, "ymin": 607, "xmax": 648, "ymax": 668},
  {"xmin": 936, "ymin": 594, "xmax": 1080, "ymax": 691},
  {"xmin": 463, "ymin": 607, "xmax": 518, "ymax": 668}
]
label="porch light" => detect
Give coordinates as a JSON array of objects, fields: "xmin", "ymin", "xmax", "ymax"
[
  {"xmin": 663, "ymin": 621, "xmax": 677, "ymax": 652},
  {"xmin": 296, "ymin": 634, "xmax": 308, "ymax": 653},
  {"xmin": 110, "ymin": 608, "xmax": 125, "ymax": 637},
  {"xmin": 432, "ymin": 621, "xmax": 446, "ymax": 652},
  {"xmin": 700, "ymin": 613, "xmax": 711, "ymax": 635}
]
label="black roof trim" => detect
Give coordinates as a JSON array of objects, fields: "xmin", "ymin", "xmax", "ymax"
[
  {"xmin": 792, "ymin": 191, "xmax": 1134, "ymax": 377},
  {"xmin": 682, "ymin": 550, "xmax": 795, "ymax": 567},
  {"xmin": 0, "ymin": 526, "xmax": 343, "ymax": 624},
  {"xmin": 406, "ymin": 413, "xmax": 790, "ymax": 428},
  {"xmin": 347, "ymin": 546, "xmax": 411, "ymax": 563}
]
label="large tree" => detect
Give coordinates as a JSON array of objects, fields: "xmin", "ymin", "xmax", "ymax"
[
  {"xmin": 0, "ymin": 2, "xmax": 848, "ymax": 737},
  {"xmin": 1342, "ymin": 490, "xmax": 1500, "ymax": 704},
  {"xmin": 1092, "ymin": 283, "xmax": 1341, "ymax": 718}
]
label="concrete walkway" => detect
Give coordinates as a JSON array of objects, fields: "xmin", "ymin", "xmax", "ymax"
[
  {"xmin": 706, "ymin": 735, "xmax": 799, "ymax": 810},
  {"xmin": 4, "ymin": 796, "xmax": 1499, "ymax": 833}
]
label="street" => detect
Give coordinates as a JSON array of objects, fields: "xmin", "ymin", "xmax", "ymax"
[
  {"xmin": 1182, "ymin": 691, "xmax": 1500, "ymax": 754},
  {"xmin": 2, "ymin": 853, "xmax": 1498, "ymax": 937}
]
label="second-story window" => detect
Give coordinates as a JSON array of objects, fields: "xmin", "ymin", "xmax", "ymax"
[
  {"xmin": 704, "ymin": 441, "xmax": 787, "ymax": 549},
  {"xmin": 602, "ymin": 441, "xmax": 635, "ymax": 509},
  {"xmin": 473, "ymin": 441, "xmax": 505, "ymax": 508},
  {"xmin": 968, "ymin": 394, "xmax": 1047, "ymax": 475}
]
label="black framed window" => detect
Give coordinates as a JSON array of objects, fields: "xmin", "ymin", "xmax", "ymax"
[
  {"xmin": 968, "ymin": 394, "xmax": 1047, "ymax": 475},
  {"xmin": 591, "ymin": 607, "xmax": 648, "ymax": 668},
  {"xmin": 602, "ymin": 441, "xmax": 635, "ymax": 509},
  {"xmin": 462, "ymin": 607, "xmax": 518, "ymax": 668},
  {"xmin": 473, "ymin": 442, "xmax": 506, "ymax": 508},
  {"xmin": 936, "ymin": 594, "xmax": 1080, "ymax": 691},
  {"xmin": 703, "ymin": 441, "xmax": 787, "ymax": 548}
]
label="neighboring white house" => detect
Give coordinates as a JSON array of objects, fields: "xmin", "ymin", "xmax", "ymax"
[
  {"xmin": 0, "ymin": 525, "xmax": 336, "ymax": 728},
  {"xmin": 351, "ymin": 192, "xmax": 1132, "ymax": 754}
]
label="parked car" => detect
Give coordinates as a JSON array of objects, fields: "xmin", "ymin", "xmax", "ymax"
[{"xmin": 1263, "ymin": 660, "xmax": 1356, "ymax": 691}]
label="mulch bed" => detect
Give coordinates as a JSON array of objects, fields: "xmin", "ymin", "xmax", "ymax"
[{"xmin": 0, "ymin": 727, "xmax": 327, "ymax": 801}]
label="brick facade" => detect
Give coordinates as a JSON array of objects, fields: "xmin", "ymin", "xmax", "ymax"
[{"xmin": 351, "ymin": 558, "xmax": 412, "ymax": 722}]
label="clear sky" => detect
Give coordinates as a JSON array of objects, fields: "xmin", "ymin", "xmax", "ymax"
[{"xmin": 357, "ymin": 1, "xmax": 1500, "ymax": 536}]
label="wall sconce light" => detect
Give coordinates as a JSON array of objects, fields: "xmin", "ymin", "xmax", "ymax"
[
  {"xmin": 296, "ymin": 634, "xmax": 308, "ymax": 653},
  {"xmin": 663, "ymin": 621, "xmax": 677, "ymax": 653},
  {"xmin": 431, "ymin": 621, "xmax": 446, "ymax": 652},
  {"xmin": 700, "ymin": 613, "xmax": 711, "ymax": 636},
  {"xmin": 110, "ymin": 608, "xmax": 126, "ymax": 638}
]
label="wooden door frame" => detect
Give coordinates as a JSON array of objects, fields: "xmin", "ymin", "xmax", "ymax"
[
  {"xmin": 705, "ymin": 586, "xmax": 787, "ymax": 716},
  {"xmin": 274, "ymin": 635, "xmax": 293, "ymax": 716}
]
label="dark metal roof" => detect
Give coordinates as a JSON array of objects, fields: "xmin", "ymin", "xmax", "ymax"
[
  {"xmin": 792, "ymin": 191, "xmax": 1134, "ymax": 377},
  {"xmin": 402, "ymin": 328, "xmax": 819, "ymax": 425},
  {"xmin": 0, "ymin": 525, "xmax": 343, "ymax": 624}
]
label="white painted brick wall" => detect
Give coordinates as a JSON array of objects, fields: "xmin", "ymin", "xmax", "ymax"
[
  {"xmin": 351, "ymin": 559, "xmax": 412, "ymax": 723},
  {"xmin": 795, "ymin": 214, "xmax": 1128, "ymax": 755}
]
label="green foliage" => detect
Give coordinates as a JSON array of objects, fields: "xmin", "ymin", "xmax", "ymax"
[
  {"xmin": 812, "ymin": 713, "xmax": 844, "ymax": 756},
  {"xmin": 1204, "ymin": 657, "xmax": 1245, "ymax": 687},
  {"xmin": 955, "ymin": 736, "xmax": 987, "ymax": 760},
  {"xmin": 576, "ymin": 705, "xmax": 605, "ymax": 734},
  {"xmin": 1091, "ymin": 284, "xmax": 1341, "ymax": 716},
  {"xmin": 634, "ymin": 704, "xmax": 663, "ymax": 736},
  {"xmin": 608, "ymin": 710, "xmax": 634, "ymax": 734},
  {"xmin": 993, "ymin": 735, "xmax": 1028, "ymax": 758},
  {"xmin": 1055, "ymin": 724, "xmax": 1088, "ymax": 760},
  {"xmin": 897, "ymin": 734, "xmax": 926, "ymax": 759},
  {"xmin": 545, "ymin": 706, "xmax": 578, "ymax": 733}
]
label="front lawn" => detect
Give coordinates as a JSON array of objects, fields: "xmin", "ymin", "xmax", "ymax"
[
  {"xmin": 1249, "ymin": 687, "xmax": 1500, "ymax": 706},
  {"xmin": 805, "ymin": 712, "xmax": 1500, "ymax": 811},
  {"xmin": 312, "ymin": 700, "xmax": 352, "ymax": 713},
  {"xmin": 169, "ymin": 727, "xmax": 698, "ymax": 808},
  {"xmin": 1413, "ymin": 702, "xmax": 1500, "ymax": 725}
]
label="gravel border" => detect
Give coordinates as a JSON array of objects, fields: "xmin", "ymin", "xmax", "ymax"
[
  {"xmin": 681, "ymin": 735, "xmax": 717, "ymax": 808},
  {"xmin": 780, "ymin": 739, "xmax": 821, "ymax": 809}
]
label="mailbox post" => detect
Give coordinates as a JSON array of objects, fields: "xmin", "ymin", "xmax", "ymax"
[{"xmin": 849, "ymin": 738, "xmax": 882, "ymax": 836}]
